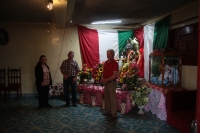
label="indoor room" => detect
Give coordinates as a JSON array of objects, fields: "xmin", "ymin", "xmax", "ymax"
[{"xmin": 0, "ymin": 0, "xmax": 199, "ymax": 133}]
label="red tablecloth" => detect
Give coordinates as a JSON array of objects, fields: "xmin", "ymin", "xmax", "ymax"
[
  {"xmin": 147, "ymin": 84, "xmax": 187, "ymax": 96},
  {"xmin": 77, "ymin": 84, "xmax": 133, "ymax": 113}
]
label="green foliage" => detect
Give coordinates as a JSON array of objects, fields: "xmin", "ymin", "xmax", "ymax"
[{"xmin": 132, "ymin": 85, "xmax": 152, "ymax": 106}]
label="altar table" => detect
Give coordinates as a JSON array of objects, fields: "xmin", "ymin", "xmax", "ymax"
[
  {"xmin": 144, "ymin": 84, "xmax": 186, "ymax": 121},
  {"xmin": 77, "ymin": 84, "xmax": 132, "ymax": 113}
]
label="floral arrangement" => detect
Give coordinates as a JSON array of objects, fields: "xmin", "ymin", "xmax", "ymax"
[
  {"xmin": 78, "ymin": 63, "xmax": 92, "ymax": 84},
  {"xmin": 131, "ymin": 85, "xmax": 152, "ymax": 106},
  {"xmin": 118, "ymin": 61, "xmax": 139, "ymax": 91},
  {"xmin": 92, "ymin": 62, "xmax": 104, "ymax": 84}
]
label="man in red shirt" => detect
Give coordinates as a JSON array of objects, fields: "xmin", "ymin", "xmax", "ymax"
[{"xmin": 101, "ymin": 49, "xmax": 119, "ymax": 120}]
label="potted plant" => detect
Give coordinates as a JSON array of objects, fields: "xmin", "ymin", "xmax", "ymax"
[{"xmin": 132, "ymin": 85, "xmax": 152, "ymax": 114}]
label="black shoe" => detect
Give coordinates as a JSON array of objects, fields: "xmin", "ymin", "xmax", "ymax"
[
  {"xmin": 102, "ymin": 112, "xmax": 111, "ymax": 116},
  {"xmin": 73, "ymin": 103, "xmax": 77, "ymax": 107},
  {"xmin": 107, "ymin": 116, "xmax": 118, "ymax": 121},
  {"xmin": 38, "ymin": 106, "xmax": 44, "ymax": 110},
  {"xmin": 45, "ymin": 104, "xmax": 52, "ymax": 108},
  {"xmin": 65, "ymin": 103, "xmax": 70, "ymax": 107}
]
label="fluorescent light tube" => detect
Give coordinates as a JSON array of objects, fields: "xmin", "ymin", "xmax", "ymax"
[{"xmin": 92, "ymin": 20, "xmax": 121, "ymax": 24}]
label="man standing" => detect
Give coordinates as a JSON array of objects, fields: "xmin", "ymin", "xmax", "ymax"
[
  {"xmin": 101, "ymin": 49, "xmax": 118, "ymax": 120},
  {"xmin": 60, "ymin": 51, "xmax": 80, "ymax": 107}
]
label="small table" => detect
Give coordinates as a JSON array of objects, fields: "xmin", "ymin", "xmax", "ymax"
[
  {"xmin": 144, "ymin": 84, "xmax": 186, "ymax": 121},
  {"xmin": 77, "ymin": 84, "xmax": 133, "ymax": 113}
]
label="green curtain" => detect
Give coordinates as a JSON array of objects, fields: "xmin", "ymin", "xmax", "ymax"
[
  {"xmin": 118, "ymin": 30, "xmax": 134, "ymax": 57},
  {"xmin": 153, "ymin": 15, "xmax": 171, "ymax": 50}
]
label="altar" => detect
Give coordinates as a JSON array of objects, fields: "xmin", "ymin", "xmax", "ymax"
[{"xmin": 77, "ymin": 84, "xmax": 133, "ymax": 113}]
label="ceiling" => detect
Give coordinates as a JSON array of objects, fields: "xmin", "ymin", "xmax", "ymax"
[{"xmin": 0, "ymin": 0, "xmax": 197, "ymax": 29}]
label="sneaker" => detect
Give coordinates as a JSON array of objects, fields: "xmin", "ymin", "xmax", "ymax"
[{"xmin": 38, "ymin": 106, "xmax": 44, "ymax": 110}]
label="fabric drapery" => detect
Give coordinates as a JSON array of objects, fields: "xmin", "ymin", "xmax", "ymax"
[
  {"xmin": 118, "ymin": 31, "xmax": 134, "ymax": 57},
  {"xmin": 153, "ymin": 15, "xmax": 171, "ymax": 50},
  {"xmin": 134, "ymin": 27, "xmax": 144, "ymax": 77},
  {"xmin": 78, "ymin": 16, "xmax": 169, "ymax": 79},
  {"xmin": 143, "ymin": 23, "xmax": 155, "ymax": 82},
  {"xmin": 78, "ymin": 25, "xmax": 133, "ymax": 68},
  {"xmin": 78, "ymin": 26, "xmax": 99, "ymax": 68}
]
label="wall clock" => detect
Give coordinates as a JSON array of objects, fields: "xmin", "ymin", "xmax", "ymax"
[{"xmin": 0, "ymin": 28, "xmax": 9, "ymax": 45}]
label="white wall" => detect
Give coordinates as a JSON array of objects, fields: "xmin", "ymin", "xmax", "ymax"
[
  {"xmin": 0, "ymin": 23, "xmax": 81, "ymax": 94},
  {"xmin": 182, "ymin": 66, "xmax": 197, "ymax": 90}
]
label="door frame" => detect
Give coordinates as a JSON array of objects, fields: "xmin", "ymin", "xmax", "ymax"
[{"xmin": 196, "ymin": 2, "xmax": 200, "ymax": 132}]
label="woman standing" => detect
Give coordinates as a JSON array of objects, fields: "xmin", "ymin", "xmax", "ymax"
[{"xmin": 35, "ymin": 55, "xmax": 52, "ymax": 109}]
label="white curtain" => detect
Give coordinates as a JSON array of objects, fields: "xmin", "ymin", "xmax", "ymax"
[{"xmin": 143, "ymin": 23, "xmax": 155, "ymax": 82}]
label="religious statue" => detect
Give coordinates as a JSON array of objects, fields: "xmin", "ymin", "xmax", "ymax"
[{"xmin": 126, "ymin": 37, "xmax": 141, "ymax": 64}]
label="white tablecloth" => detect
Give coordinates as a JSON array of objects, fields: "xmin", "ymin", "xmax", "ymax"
[{"xmin": 145, "ymin": 89, "xmax": 167, "ymax": 121}]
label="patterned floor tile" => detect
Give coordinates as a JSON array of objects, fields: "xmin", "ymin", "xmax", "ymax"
[{"xmin": 0, "ymin": 97, "xmax": 180, "ymax": 133}]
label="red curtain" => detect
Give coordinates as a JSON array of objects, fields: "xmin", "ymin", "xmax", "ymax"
[
  {"xmin": 77, "ymin": 26, "xmax": 100, "ymax": 68},
  {"xmin": 134, "ymin": 27, "xmax": 144, "ymax": 77}
]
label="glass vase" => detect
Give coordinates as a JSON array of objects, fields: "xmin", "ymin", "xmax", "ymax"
[{"xmin": 138, "ymin": 105, "xmax": 144, "ymax": 114}]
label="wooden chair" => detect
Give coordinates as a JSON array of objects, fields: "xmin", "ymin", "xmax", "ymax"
[
  {"xmin": 0, "ymin": 67, "xmax": 6, "ymax": 102},
  {"xmin": 6, "ymin": 67, "xmax": 22, "ymax": 100}
]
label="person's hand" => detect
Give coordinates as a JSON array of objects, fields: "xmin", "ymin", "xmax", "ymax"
[
  {"xmin": 41, "ymin": 82, "xmax": 45, "ymax": 86},
  {"xmin": 101, "ymin": 78, "xmax": 107, "ymax": 84},
  {"xmin": 63, "ymin": 75, "xmax": 68, "ymax": 80},
  {"xmin": 73, "ymin": 77, "xmax": 76, "ymax": 83},
  {"xmin": 49, "ymin": 85, "xmax": 52, "ymax": 88}
]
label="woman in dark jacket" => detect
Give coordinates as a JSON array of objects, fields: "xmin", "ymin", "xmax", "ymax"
[{"xmin": 35, "ymin": 55, "xmax": 52, "ymax": 109}]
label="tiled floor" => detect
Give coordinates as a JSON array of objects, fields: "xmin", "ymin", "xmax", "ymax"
[{"xmin": 0, "ymin": 97, "xmax": 180, "ymax": 133}]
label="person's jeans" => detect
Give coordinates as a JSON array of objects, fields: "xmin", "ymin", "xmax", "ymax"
[{"xmin": 63, "ymin": 76, "xmax": 77, "ymax": 104}]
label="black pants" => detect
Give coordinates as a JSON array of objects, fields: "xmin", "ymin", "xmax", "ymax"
[
  {"xmin": 63, "ymin": 76, "xmax": 77, "ymax": 104},
  {"xmin": 36, "ymin": 85, "xmax": 49, "ymax": 107}
]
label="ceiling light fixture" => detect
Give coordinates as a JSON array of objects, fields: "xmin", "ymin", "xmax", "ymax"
[
  {"xmin": 47, "ymin": 0, "xmax": 53, "ymax": 10},
  {"xmin": 91, "ymin": 20, "xmax": 121, "ymax": 25}
]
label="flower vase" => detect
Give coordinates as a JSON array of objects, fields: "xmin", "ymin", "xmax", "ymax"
[
  {"xmin": 120, "ymin": 102, "xmax": 126, "ymax": 114},
  {"xmin": 102, "ymin": 99, "xmax": 105, "ymax": 110},
  {"xmin": 79, "ymin": 94, "xmax": 84, "ymax": 104},
  {"xmin": 138, "ymin": 105, "xmax": 145, "ymax": 114},
  {"xmin": 91, "ymin": 96, "xmax": 96, "ymax": 106}
]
